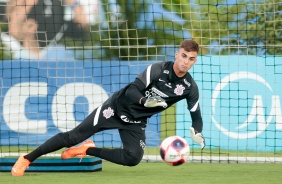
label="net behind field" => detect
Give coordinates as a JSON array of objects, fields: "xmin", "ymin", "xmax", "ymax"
[{"xmin": 0, "ymin": 0, "xmax": 282, "ymax": 164}]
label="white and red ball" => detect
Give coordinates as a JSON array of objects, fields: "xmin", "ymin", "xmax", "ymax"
[{"xmin": 160, "ymin": 136, "xmax": 190, "ymax": 166}]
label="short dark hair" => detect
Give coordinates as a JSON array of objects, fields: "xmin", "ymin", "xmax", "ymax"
[{"xmin": 179, "ymin": 40, "xmax": 199, "ymax": 53}]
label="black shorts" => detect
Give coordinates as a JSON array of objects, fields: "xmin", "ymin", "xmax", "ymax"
[{"xmin": 67, "ymin": 97, "xmax": 147, "ymax": 150}]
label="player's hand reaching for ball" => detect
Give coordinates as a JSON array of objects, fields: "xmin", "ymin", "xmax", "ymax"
[{"xmin": 190, "ymin": 127, "xmax": 205, "ymax": 150}]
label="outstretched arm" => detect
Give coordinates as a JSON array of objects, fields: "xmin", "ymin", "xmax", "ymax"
[
  {"xmin": 189, "ymin": 110, "xmax": 205, "ymax": 150},
  {"xmin": 186, "ymin": 82, "xmax": 205, "ymax": 149},
  {"xmin": 190, "ymin": 110, "xmax": 203, "ymax": 133}
]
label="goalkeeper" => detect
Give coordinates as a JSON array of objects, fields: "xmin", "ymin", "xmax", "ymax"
[{"xmin": 11, "ymin": 40, "xmax": 205, "ymax": 176}]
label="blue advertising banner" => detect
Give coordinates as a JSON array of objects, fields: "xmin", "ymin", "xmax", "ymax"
[
  {"xmin": 176, "ymin": 56, "xmax": 282, "ymax": 151},
  {"xmin": 2, "ymin": 57, "xmax": 281, "ymax": 151},
  {"xmin": 0, "ymin": 60, "xmax": 160, "ymax": 147}
]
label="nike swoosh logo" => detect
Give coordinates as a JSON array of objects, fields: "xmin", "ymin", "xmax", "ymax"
[{"xmin": 159, "ymin": 78, "xmax": 165, "ymax": 82}]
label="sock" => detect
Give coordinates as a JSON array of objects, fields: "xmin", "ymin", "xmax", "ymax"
[
  {"xmin": 24, "ymin": 133, "xmax": 66, "ymax": 162},
  {"xmin": 24, "ymin": 147, "xmax": 43, "ymax": 162},
  {"xmin": 86, "ymin": 147, "xmax": 102, "ymax": 157}
]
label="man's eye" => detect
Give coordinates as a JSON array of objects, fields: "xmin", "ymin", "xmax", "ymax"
[{"xmin": 189, "ymin": 58, "xmax": 196, "ymax": 61}]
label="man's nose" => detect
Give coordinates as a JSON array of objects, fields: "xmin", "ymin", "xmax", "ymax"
[{"xmin": 184, "ymin": 59, "xmax": 189, "ymax": 64}]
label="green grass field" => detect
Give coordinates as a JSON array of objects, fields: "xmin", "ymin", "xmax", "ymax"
[{"xmin": 1, "ymin": 161, "xmax": 282, "ymax": 184}]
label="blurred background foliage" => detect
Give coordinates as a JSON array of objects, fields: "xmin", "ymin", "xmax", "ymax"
[{"xmin": 1, "ymin": 0, "xmax": 282, "ymax": 60}]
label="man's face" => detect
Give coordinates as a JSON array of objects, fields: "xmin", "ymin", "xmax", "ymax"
[{"xmin": 174, "ymin": 48, "xmax": 198, "ymax": 76}]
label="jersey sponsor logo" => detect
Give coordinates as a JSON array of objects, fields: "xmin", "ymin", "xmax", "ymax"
[
  {"xmin": 184, "ymin": 79, "xmax": 191, "ymax": 87},
  {"xmin": 103, "ymin": 107, "xmax": 114, "ymax": 119},
  {"xmin": 165, "ymin": 83, "xmax": 172, "ymax": 88},
  {"xmin": 150, "ymin": 87, "xmax": 169, "ymax": 98},
  {"xmin": 163, "ymin": 70, "xmax": 169, "ymax": 74},
  {"xmin": 120, "ymin": 115, "xmax": 141, "ymax": 123},
  {"xmin": 174, "ymin": 84, "xmax": 185, "ymax": 95},
  {"xmin": 140, "ymin": 140, "xmax": 146, "ymax": 150},
  {"xmin": 145, "ymin": 87, "xmax": 168, "ymax": 98},
  {"xmin": 120, "ymin": 115, "xmax": 129, "ymax": 122},
  {"xmin": 159, "ymin": 78, "xmax": 172, "ymax": 88}
]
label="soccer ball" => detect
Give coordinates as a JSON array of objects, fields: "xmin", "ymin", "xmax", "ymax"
[{"xmin": 160, "ymin": 136, "xmax": 190, "ymax": 166}]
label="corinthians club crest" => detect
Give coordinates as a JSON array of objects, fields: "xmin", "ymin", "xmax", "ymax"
[
  {"xmin": 174, "ymin": 84, "xmax": 185, "ymax": 96},
  {"xmin": 103, "ymin": 107, "xmax": 114, "ymax": 119}
]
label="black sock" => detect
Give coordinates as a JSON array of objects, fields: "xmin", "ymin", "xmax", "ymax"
[
  {"xmin": 24, "ymin": 147, "xmax": 43, "ymax": 163},
  {"xmin": 23, "ymin": 133, "xmax": 66, "ymax": 162},
  {"xmin": 86, "ymin": 147, "xmax": 102, "ymax": 157}
]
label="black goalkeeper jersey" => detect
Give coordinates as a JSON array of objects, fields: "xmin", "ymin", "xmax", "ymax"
[
  {"xmin": 110, "ymin": 61, "xmax": 203, "ymax": 131},
  {"xmin": 27, "ymin": 0, "xmax": 64, "ymax": 48},
  {"xmin": 27, "ymin": 0, "xmax": 84, "ymax": 48}
]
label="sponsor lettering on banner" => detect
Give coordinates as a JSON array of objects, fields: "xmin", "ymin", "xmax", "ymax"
[
  {"xmin": 0, "ymin": 61, "xmax": 160, "ymax": 147},
  {"xmin": 176, "ymin": 56, "xmax": 282, "ymax": 151}
]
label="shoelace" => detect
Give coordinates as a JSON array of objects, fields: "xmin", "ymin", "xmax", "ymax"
[{"xmin": 77, "ymin": 154, "xmax": 86, "ymax": 163}]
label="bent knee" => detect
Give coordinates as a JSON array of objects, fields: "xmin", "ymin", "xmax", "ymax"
[{"xmin": 123, "ymin": 150, "xmax": 143, "ymax": 166}]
